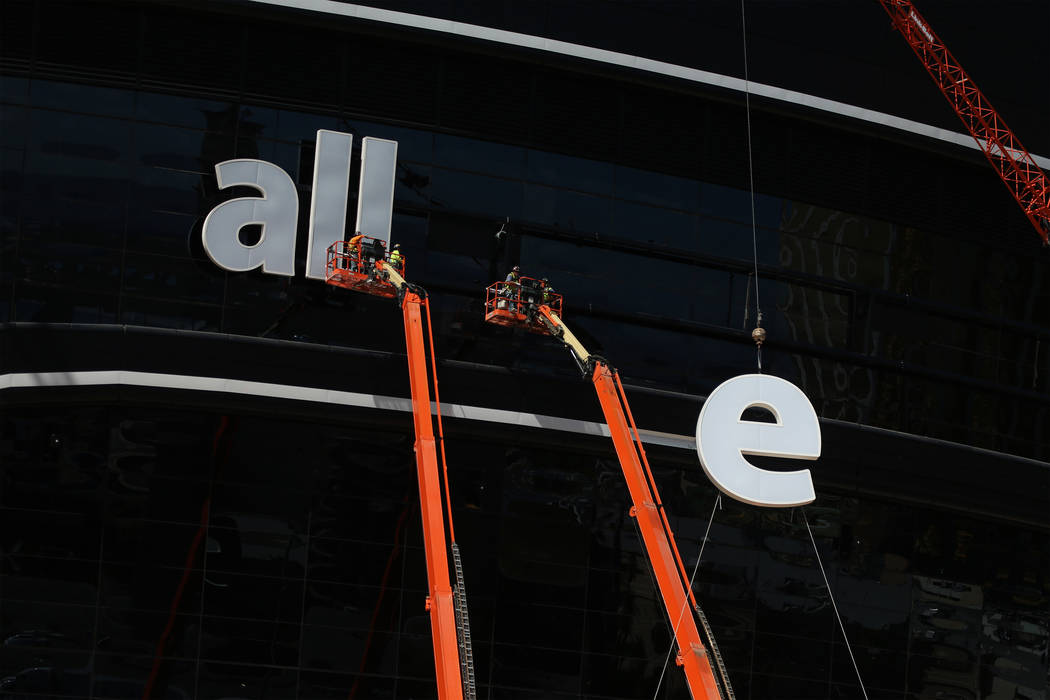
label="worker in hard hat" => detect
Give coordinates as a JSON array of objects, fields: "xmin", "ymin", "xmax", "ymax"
[
  {"xmin": 388, "ymin": 243, "xmax": 403, "ymax": 272},
  {"xmin": 521, "ymin": 274, "xmax": 543, "ymax": 307},
  {"xmin": 348, "ymin": 232, "xmax": 365, "ymax": 272},
  {"xmin": 367, "ymin": 238, "xmax": 386, "ymax": 278},
  {"xmin": 501, "ymin": 265, "xmax": 522, "ymax": 311},
  {"xmin": 541, "ymin": 277, "xmax": 555, "ymax": 305}
]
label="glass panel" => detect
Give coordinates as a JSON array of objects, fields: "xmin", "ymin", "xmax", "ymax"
[
  {"xmin": 27, "ymin": 110, "xmax": 132, "ymax": 166},
  {"xmin": 29, "ymin": 80, "xmax": 135, "ymax": 119},
  {"xmin": 14, "ymin": 283, "xmax": 118, "ymax": 323},
  {"xmin": 119, "ymin": 295, "xmax": 221, "ymax": 331},
  {"xmin": 238, "ymin": 103, "xmax": 279, "ymax": 141},
  {"xmin": 523, "ymin": 183, "xmax": 610, "ymax": 232},
  {"xmin": 608, "ymin": 199, "xmax": 701, "ymax": 251},
  {"xmin": 700, "ymin": 182, "xmax": 782, "ymax": 230},
  {"xmin": 429, "ymin": 167, "xmax": 523, "ymax": 219},
  {"xmin": 347, "ymin": 119, "xmax": 434, "ymax": 165},
  {"xmin": 0, "ymin": 104, "xmax": 27, "ymax": 148},
  {"xmin": 135, "ymin": 124, "xmax": 211, "ymax": 172},
  {"xmin": 136, "ymin": 92, "xmax": 234, "ymax": 130},
  {"xmin": 131, "ymin": 165, "xmax": 209, "ymax": 215},
  {"xmin": 0, "ymin": 75, "xmax": 30, "ymax": 104},
  {"xmin": 270, "ymin": 108, "xmax": 342, "ymax": 145},
  {"xmin": 526, "ymin": 149, "xmax": 614, "ymax": 196},
  {"xmin": 698, "ymin": 215, "xmax": 780, "ymax": 265},
  {"xmin": 20, "ymin": 196, "xmax": 126, "ymax": 248},
  {"xmin": 125, "ymin": 207, "xmax": 200, "ymax": 257},
  {"xmin": 518, "ymin": 236, "xmax": 733, "ymax": 326},
  {"xmin": 122, "ymin": 252, "xmax": 225, "ymax": 304},
  {"xmin": 615, "ymin": 164, "xmax": 702, "ymax": 211},
  {"xmin": 433, "ymin": 133, "xmax": 525, "ymax": 177}
]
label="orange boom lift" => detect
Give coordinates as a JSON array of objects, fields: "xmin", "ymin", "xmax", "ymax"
[
  {"xmin": 327, "ymin": 238, "xmax": 476, "ymax": 700},
  {"xmin": 484, "ymin": 279, "xmax": 733, "ymax": 700}
]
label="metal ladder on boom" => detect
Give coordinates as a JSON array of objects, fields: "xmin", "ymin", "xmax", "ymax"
[
  {"xmin": 327, "ymin": 238, "xmax": 477, "ymax": 700},
  {"xmin": 484, "ymin": 280, "xmax": 734, "ymax": 700}
]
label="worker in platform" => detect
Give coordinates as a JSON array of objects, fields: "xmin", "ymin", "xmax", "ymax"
[
  {"xmin": 521, "ymin": 276, "xmax": 542, "ymax": 307},
  {"xmin": 366, "ymin": 239, "xmax": 386, "ymax": 279},
  {"xmin": 389, "ymin": 243, "xmax": 403, "ymax": 271},
  {"xmin": 541, "ymin": 278, "xmax": 555, "ymax": 305},
  {"xmin": 348, "ymin": 233, "xmax": 365, "ymax": 272},
  {"xmin": 502, "ymin": 265, "xmax": 522, "ymax": 311}
]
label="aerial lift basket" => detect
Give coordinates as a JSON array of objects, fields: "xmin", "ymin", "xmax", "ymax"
[
  {"xmin": 325, "ymin": 238, "xmax": 404, "ymax": 298},
  {"xmin": 483, "ymin": 278, "xmax": 563, "ymax": 335}
]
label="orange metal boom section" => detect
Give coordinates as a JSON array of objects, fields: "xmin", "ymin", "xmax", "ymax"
[
  {"xmin": 400, "ymin": 287, "xmax": 464, "ymax": 700},
  {"xmin": 325, "ymin": 247, "xmax": 465, "ymax": 700},
  {"xmin": 877, "ymin": 0, "xmax": 1050, "ymax": 245},
  {"xmin": 591, "ymin": 365, "xmax": 723, "ymax": 699},
  {"xmin": 532, "ymin": 304, "xmax": 724, "ymax": 700}
]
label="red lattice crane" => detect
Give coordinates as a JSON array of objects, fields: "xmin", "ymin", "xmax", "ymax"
[{"xmin": 877, "ymin": 0, "xmax": 1050, "ymax": 246}]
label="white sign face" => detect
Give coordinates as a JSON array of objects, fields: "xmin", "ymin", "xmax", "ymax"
[
  {"xmin": 202, "ymin": 159, "xmax": 299, "ymax": 276},
  {"xmin": 202, "ymin": 130, "xmax": 397, "ymax": 280},
  {"xmin": 696, "ymin": 374, "xmax": 820, "ymax": 508}
]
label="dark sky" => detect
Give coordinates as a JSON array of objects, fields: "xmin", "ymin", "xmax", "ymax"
[{"xmin": 357, "ymin": 0, "xmax": 1049, "ymax": 157}]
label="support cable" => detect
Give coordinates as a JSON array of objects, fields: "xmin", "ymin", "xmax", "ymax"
[
  {"xmin": 740, "ymin": 0, "xmax": 765, "ymax": 372},
  {"xmin": 802, "ymin": 509, "xmax": 869, "ymax": 699},
  {"xmin": 652, "ymin": 495, "xmax": 722, "ymax": 700}
]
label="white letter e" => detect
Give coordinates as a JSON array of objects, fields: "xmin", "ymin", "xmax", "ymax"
[{"xmin": 696, "ymin": 374, "xmax": 820, "ymax": 507}]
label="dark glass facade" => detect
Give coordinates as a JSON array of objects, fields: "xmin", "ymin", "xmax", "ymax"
[
  {"xmin": 350, "ymin": 0, "xmax": 1050, "ymax": 157},
  {"xmin": 1, "ymin": 1, "xmax": 1048, "ymax": 698},
  {"xmin": 3, "ymin": 402, "xmax": 1048, "ymax": 699}
]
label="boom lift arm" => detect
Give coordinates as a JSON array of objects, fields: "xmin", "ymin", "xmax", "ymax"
[
  {"xmin": 484, "ymin": 281, "xmax": 732, "ymax": 700},
  {"xmin": 327, "ymin": 241, "xmax": 476, "ymax": 700},
  {"xmin": 877, "ymin": 0, "xmax": 1050, "ymax": 245}
]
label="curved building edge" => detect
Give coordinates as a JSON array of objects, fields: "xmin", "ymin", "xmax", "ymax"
[{"xmin": 245, "ymin": 0, "xmax": 1050, "ymax": 169}]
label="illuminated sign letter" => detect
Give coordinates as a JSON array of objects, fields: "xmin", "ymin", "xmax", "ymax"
[
  {"xmin": 696, "ymin": 374, "xmax": 820, "ymax": 507},
  {"xmin": 306, "ymin": 130, "xmax": 353, "ymax": 280},
  {"xmin": 202, "ymin": 159, "xmax": 299, "ymax": 276},
  {"xmin": 203, "ymin": 131, "xmax": 398, "ymax": 280},
  {"xmin": 355, "ymin": 137, "xmax": 398, "ymax": 250}
]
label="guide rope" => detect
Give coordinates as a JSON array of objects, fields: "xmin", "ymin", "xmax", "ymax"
[
  {"xmin": 651, "ymin": 494, "xmax": 723, "ymax": 700},
  {"xmin": 802, "ymin": 509, "xmax": 869, "ymax": 699},
  {"xmin": 740, "ymin": 0, "xmax": 764, "ymax": 372}
]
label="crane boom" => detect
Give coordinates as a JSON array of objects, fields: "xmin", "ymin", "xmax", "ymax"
[
  {"xmin": 483, "ymin": 278, "xmax": 731, "ymax": 699},
  {"xmin": 327, "ymin": 241, "xmax": 474, "ymax": 700},
  {"xmin": 877, "ymin": 0, "xmax": 1050, "ymax": 245},
  {"xmin": 398, "ymin": 279, "xmax": 466, "ymax": 700},
  {"xmin": 535, "ymin": 305, "xmax": 730, "ymax": 700}
]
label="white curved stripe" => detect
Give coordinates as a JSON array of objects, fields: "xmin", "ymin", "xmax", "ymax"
[
  {"xmin": 244, "ymin": 0, "xmax": 1050, "ymax": 169},
  {"xmin": 0, "ymin": 370, "xmax": 694, "ymax": 450}
]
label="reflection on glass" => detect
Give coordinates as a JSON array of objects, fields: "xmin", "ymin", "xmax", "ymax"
[
  {"xmin": 526, "ymin": 149, "xmax": 614, "ymax": 195},
  {"xmin": 0, "ymin": 405, "xmax": 1047, "ymax": 697}
]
